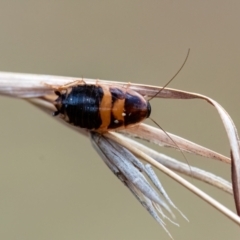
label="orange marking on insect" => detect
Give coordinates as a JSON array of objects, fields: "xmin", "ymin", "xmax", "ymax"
[
  {"xmin": 112, "ymin": 98, "xmax": 125, "ymax": 123},
  {"xmin": 98, "ymin": 85, "xmax": 112, "ymax": 131}
]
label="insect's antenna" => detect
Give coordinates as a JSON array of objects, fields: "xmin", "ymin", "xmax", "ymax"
[
  {"xmin": 147, "ymin": 49, "xmax": 192, "ymax": 176},
  {"xmin": 149, "ymin": 117, "xmax": 193, "ymax": 177},
  {"xmin": 148, "ymin": 48, "xmax": 190, "ymax": 102}
]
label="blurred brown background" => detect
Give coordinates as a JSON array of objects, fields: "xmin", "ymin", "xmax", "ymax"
[{"xmin": 0, "ymin": 1, "xmax": 239, "ymax": 239}]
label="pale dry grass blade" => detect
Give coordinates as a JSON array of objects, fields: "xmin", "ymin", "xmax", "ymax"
[
  {"xmin": 91, "ymin": 132, "xmax": 181, "ymax": 239},
  {"xmin": 106, "ymin": 131, "xmax": 232, "ymax": 194},
  {"xmin": 144, "ymin": 164, "xmax": 188, "ymax": 221},
  {"xmin": 92, "ymin": 132, "xmax": 172, "ymax": 214},
  {"xmin": 120, "ymin": 124, "xmax": 230, "ymax": 164},
  {"xmin": 0, "ymin": 71, "xmax": 165, "ymax": 97}
]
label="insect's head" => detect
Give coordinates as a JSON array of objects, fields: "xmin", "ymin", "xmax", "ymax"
[{"xmin": 53, "ymin": 90, "xmax": 66, "ymax": 116}]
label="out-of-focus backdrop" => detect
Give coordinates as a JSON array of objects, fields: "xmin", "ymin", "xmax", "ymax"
[{"xmin": 0, "ymin": 1, "xmax": 239, "ymax": 240}]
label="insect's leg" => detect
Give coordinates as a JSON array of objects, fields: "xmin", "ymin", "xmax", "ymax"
[
  {"xmin": 121, "ymin": 82, "xmax": 131, "ymax": 99},
  {"xmin": 124, "ymin": 82, "xmax": 131, "ymax": 89},
  {"xmin": 95, "ymin": 79, "xmax": 100, "ymax": 87},
  {"xmin": 57, "ymin": 79, "xmax": 86, "ymax": 91},
  {"xmin": 42, "ymin": 79, "xmax": 86, "ymax": 92}
]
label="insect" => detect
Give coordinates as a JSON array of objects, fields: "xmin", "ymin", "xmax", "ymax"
[
  {"xmin": 53, "ymin": 50, "xmax": 190, "ymax": 132},
  {"xmin": 53, "ymin": 81, "xmax": 151, "ymax": 132}
]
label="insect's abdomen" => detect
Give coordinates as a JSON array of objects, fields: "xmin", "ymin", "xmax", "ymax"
[{"xmin": 54, "ymin": 84, "xmax": 151, "ymax": 131}]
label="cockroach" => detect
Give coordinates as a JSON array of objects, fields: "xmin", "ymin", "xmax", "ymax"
[
  {"xmin": 53, "ymin": 49, "xmax": 189, "ymax": 132},
  {"xmin": 53, "ymin": 81, "xmax": 151, "ymax": 132}
]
